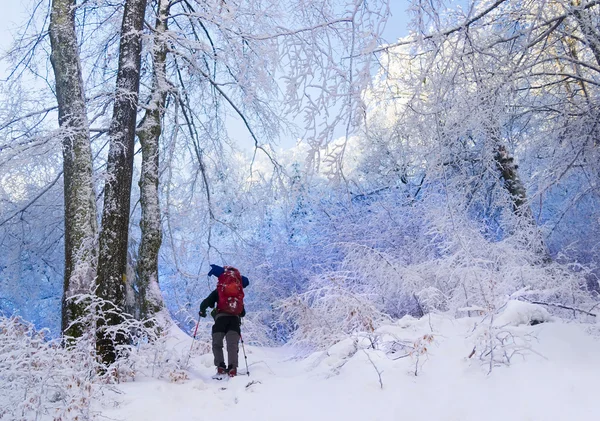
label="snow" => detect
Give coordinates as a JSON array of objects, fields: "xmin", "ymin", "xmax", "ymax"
[
  {"xmin": 494, "ymin": 300, "xmax": 553, "ymax": 327},
  {"xmin": 94, "ymin": 314, "xmax": 600, "ymax": 421}
]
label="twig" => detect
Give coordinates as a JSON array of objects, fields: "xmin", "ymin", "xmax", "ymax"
[
  {"xmin": 245, "ymin": 380, "xmax": 262, "ymax": 389},
  {"xmin": 467, "ymin": 347, "xmax": 476, "ymax": 359},
  {"xmin": 376, "ymin": 0, "xmax": 510, "ymax": 53},
  {"xmin": 0, "ymin": 170, "xmax": 63, "ymax": 226},
  {"xmin": 588, "ymin": 303, "xmax": 600, "ymax": 314},
  {"xmin": 390, "ymin": 353, "xmax": 410, "ymax": 361},
  {"xmin": 363, "ymin": 350, "xmax": 383, "ymax": 389},
  {"xmin": 414, "ymin": 353, "xmax": 420, "ymax": 376},
  {"xmin": 247, "ymin": 360, "xmax": 276, "ymax": 375}
]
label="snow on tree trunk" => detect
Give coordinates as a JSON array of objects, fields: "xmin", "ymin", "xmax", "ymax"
[
  {"xmin": 494, "ymin": 145, "xmax": 529, "ymax": 216},
  {"xmin": 135, "ymin": 0, "xmax": 169, "ymax": 321},
  {"xmin": 49, "ymin": 0, "xmax": 98, "ymax": 340},
  {"xmin": 494, "ymin": 144, "xmax": 549, "ymax": 259},
  {"xmin": 96, "ymin": 0, "xmax": 148, "ymax": 365}
]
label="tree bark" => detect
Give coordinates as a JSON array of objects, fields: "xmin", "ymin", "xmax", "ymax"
[
  {"xmin": 494, "ymin": 145, "xmax": 530, "ymax": 216},
  {"xmin": 494, "ymin": 144, "xmax": 550, "ymax": 260},
  {"xmin": 135, "ymin": 0, "xmax": 170, "ymax": 321},
  {"xmin": 96, "ymin": 0, "xmax": 148, "ymax": 365},
  {"xmin": 49, "ymin": 0, "xmax": 98, "ymax": 340}
]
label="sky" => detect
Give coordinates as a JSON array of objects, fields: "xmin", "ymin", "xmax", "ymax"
[
  {"xmin": 0, "ymin": 0, "xmax": 29, "ymax": 79},
  {"xmin": 0, "ymin": 0, "xmax": 25, "ymax": 44}
]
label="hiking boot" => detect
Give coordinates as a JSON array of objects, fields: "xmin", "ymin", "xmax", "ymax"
[
  {"xmin": 217, "ymin": 364, "xmax": 227, "ymax": 375},
  {"xmin": 227, "ymin": 366, "xmax": 237, "ymax": 377}
]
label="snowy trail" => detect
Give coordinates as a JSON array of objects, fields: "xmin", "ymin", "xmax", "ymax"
[{"xmin": 98, "ymin": 316, "xmax": 600, "ymax": 421}]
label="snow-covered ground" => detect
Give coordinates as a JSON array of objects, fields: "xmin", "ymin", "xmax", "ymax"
[{"xmin": 97, "ymin": 310, "xmax": 600, "ymax": 421}]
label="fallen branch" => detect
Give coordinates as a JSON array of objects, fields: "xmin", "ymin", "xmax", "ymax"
[{"xmin": 524, "ymin": 299, "xmax": 597, "ymax": 317}]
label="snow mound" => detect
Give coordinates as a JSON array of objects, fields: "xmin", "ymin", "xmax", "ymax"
[{"xmin": 494, "ymin": 300, "xmax": 552, "ymax": 327}]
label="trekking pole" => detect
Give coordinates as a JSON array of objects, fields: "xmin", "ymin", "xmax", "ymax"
[
  {"xmin": 240, "ymin": 332, "xmax": 250, "ymax": 376},
  {"xmin": 186, "ymin": 316, "xmax": 201, "ymax": 366}
]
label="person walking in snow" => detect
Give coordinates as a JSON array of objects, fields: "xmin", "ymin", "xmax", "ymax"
[{"xmin": 199, "ymin": 264, "xmax": 249, "ymax": 378}]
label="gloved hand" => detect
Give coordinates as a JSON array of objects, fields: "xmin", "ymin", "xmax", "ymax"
[
  {"xmin": 207, "ymin": 264, "xmax": 225, "ymax": 278},
  {"xmin": 199, "ymin": 310, "xmax": 207, "ymax": 318}
]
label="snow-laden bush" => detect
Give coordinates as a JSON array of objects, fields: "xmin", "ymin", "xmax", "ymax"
[
  {"xmin": 277, "ymin": 271, "xmax": 391, "ymax": 350},
  {"xmin": 321, "ymin": 211, "xmax": 590, "ymax": 316},
  {"xmin": 466, "ymin": 300, "xmax": 553, "ymax": 374},
  {"xmin": 407, "ymin": 235, "xmax": 592, "ymax": 319},
  {"xmin": 0, "ymin": 302, "xmax": 204, "ymax": 419},
  {"xmin": 468, "ymin": 318, "xmax": 540, "ymax": 375},
  {"xmin": 339, "ymin": 205, "xmax": 593, "ymax": 320},
  {"xmin": 0, "ymin": 315, "xmax": 98, "ymax": 421},
  {"xmin": 272, "ymin": 189, "xmax": 595, "ymax": 350},
  {"xmin": 118, "ymin": 330, "xmax": 190, "ymax": 383},
  {"xmin": 335, "ymin": 242, "xmax": 424, "ymax": 318},
  {"xmin": 69, "ymin": 296, "xmax": 194, "ymax": 384}
]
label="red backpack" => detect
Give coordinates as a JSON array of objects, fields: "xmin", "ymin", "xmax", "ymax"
[{"xmin": 216, "ymin": 266, "xmax": 245, "ymax": 315}]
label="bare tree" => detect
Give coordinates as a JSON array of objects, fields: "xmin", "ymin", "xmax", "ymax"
[
  {"xmin": 49, "ymin": 0, "xmax": 98, "ymax": 339},
  {"xmin": 134, "ymin": 0, "xmax": 170, "ymax": 320},
  {"xmin": 96, "ymin": 0, "xmax": 148, "ymax": 364}
]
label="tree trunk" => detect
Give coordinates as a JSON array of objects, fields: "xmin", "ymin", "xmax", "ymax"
[
  {"xmin": 135, "ymin": 0, "xmax": 170, "ymax": 321},
  {"xmin": 494, "ymin": 144, "xmax": 550, "ymax": 260},
  {"xmin": 96, "ymin": 0, "xmax": 148, "ymax": 365},
  {"xmin": 49, "ymin": 0, "xmax": 98, "ymax": 340},
  {"xmin": 494, "ymin": 145, "xmax": 530, "ymax": 216}
]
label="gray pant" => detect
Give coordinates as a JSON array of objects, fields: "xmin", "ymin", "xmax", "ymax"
[{"xmin": 212, "ymin": 330, "xmax": 240, "ymax": 368}]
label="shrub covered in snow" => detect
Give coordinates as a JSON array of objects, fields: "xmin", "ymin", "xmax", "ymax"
[
  {"xmin": 0, "ymin": 302, "xmax": 201, "ymax": 419},
  {"xmin": 277, "ymin": 272, "xmax": 391, "ymax": 350},
  {"xmin": 0, "ymin": 315, "xmax": 98, "ymax": 420}
]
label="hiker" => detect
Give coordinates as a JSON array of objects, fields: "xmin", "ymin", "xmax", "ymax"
[{"xmin": 199, "ymin": 264, "xmax": 249, "ymax": 377}]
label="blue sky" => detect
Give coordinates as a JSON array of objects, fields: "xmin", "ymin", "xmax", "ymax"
[
  {"xmin": 385, "ymin": 0, "xmax": 412, "ymax": 41},
  {"xmin": 0, "ymin": 1, "xmax": 26, "ymax": 79}
]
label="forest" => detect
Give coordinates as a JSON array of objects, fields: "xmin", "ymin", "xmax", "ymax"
[{"xmin": 0, "ymin": 0, "xmax": 599, "ymax": 418}]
